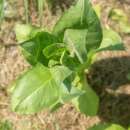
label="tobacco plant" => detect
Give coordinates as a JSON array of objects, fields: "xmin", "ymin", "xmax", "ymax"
[{"xmin": 11, "ymin": 0, "xmax": 124, "ymax": 116}]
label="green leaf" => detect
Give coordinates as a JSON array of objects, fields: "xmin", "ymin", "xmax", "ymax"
[
  {"xmin": 93, "ymin": 4, "xmax": 101, "ymax": 19},
  {"xmin": 61, "ymin": 84, "xmax": 84, "ymax": 103},
  {"xmin": 97, "ymin": 28, "xmax": 124, "ymax": 52},
  {"xmin": 48, "ymin": 59, "xmax": 60, "ymax": 67},
  {"xmin": 11, "ymin": 63, "xmax": 72, "ymax": 114},
  {"xmin": 50, "ymin": 102, "xmax": 63, "ymax": 112},
  {"xmin": 43, "ymin": 43, "xmax": 66, "ymax": 59},
  {"xmin": 15, "ymin": 24, "xmax": 41, "ymax": 43},
  {"xmin": 53, "ymin": 0, "xmax": 102, "ymax": 47},
  {"xmin": 72, "ymin": 78, "xmax": 99, "ymax": 116},
  {"xmin": 46, "ymin": 74, "xmax": 83, "ymax": 110},
  {"xmin": 21, "ymin": 32, "xmax": 59, "ymax": 65},
  {"xmin": 64, "ymin": 29, "xmax": 88, "ymax": 63},
  {"xmin": 51, "ymin": 75, "xmax": 85, "ymax": 112},
  {"xmin": 88, "ymin": 123, "xmax": 125, "ymax": 130},
  {"xmin": 60, "ymin": 51, "xmax": 81, "ymax": 71}
]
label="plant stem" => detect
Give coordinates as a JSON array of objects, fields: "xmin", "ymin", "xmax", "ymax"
[{"xmin": 77, "ymin": 50, "xmax": 97, "ymax": 75}]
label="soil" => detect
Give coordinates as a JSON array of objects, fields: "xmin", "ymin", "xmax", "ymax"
[{"xmin": 0, "ymin": 0, "xmax": 130, "ymax": 130}]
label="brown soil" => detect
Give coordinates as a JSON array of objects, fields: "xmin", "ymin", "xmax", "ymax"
[{"xmin": 0, "ymin": 0, "xmax": 130, "ymax": 130}]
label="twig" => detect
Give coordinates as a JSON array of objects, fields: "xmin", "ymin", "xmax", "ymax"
[
  {"xmin": 37, "ymin": 114, "xmax": 45, "ymax": 125},
  {"xmin": 0, "ymin": 102, "xmax": 9, "ymax": 106}
]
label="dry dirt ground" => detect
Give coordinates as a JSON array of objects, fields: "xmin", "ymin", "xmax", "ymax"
[{"xmin": 0, "ymin": 0, "xmax": 130, "ymax": 130}]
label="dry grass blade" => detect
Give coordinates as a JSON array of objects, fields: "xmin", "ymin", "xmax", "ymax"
[
  {"xmin": 24, "ymin": 0, "xmax": 29, "ymax": 23},
  {"xmin": 37, "ymin": 0, "xmax": 45, "ymax": 26}
]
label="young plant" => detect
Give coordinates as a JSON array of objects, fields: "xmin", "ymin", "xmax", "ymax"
[{"xmin": 11, "ymin": 0, "xmax": 124, "ymax": 116}]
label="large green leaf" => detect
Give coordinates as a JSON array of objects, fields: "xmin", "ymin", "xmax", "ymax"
[
  {"xmin": 88, "ymin": 123, "xmax": 125, "ymax": 130},
  {"xmin": 11, "ymin": 63, "xmax": 72, "ymax": 114},
  {"xmin": 53, "ymin": 0, "xmax": 102, "ymax": 48},
  {"xmin": 97, "ymin": 28, "xmax": 124, "ymax": 52},
  {"xmin": 72, "ymin": 78, "xmax": 99, "ymax": 116},
  {"xmin": 21, "ymin": 32, "xmax": 59, "ymax": 65}
]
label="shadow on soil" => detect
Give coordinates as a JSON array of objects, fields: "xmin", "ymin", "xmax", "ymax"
[{"xmin": 87, "ymin": 56, "xmax": 130, "ymax": 127}]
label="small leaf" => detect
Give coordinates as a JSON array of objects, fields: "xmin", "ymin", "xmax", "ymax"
[
  {"xmin": 21, "ymin": 32, "xmax": 59, "ymax": 65},
  {"xmin": 15, "ymin": 24, "xmax": 41, "ymax": 42},
  {"xmin": 48, "ymin": 59, "xmax": 60, "ymax": 67},
  {"xmin": 60, "ymin": 51, "xmax": 81, "ymax": 71},
  {"xmin": 97, "ymin": 28, "xmax": 124, "ymax": 52},
  {"xmin": 11, "ymin": 63, "xmax": 72, "ymax": 114},
  {"xmin": 50, "ymin": 102, "xmax": 63, "ymax": 112},
  {"xmin": 88, "ymin": 123, "xmax": 125, "ymax": 130},
  {"xmin": 43, "ymin": 43, "xmax": 66, "ymax": 59}
]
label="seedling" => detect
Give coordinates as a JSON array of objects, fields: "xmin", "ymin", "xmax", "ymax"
[{"xmin": 11, "ymin": 0, "xmax": 124, "ymax": 116}]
